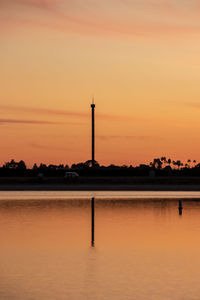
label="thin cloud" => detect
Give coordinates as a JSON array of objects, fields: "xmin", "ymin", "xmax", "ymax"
[
  {"xmin": 0, "ymin": 105, "xmax": 89, "ymax": 118},
  {"xmin": 2, "ymin": 13, "xmax": 200, "ymax": 38},
  {"xmin": 183, "ymin": 102, "xmax": 200, "ymax": 109},
  {"xmin": 0, "ymin": 0, "xmax": 62, "ymax": 8},
  {"xmin": 0, "ymin": 117, "xmax": 81, "ymax": 125},
  {"xmin": 97, "ymin": 135, "xmax": 163, "ymax": 141},
  {"xmin": 0, "ymin": 104, "xmax": 148, "ymax": 123},
  {"xmin": 2, "ymin": 0, "xmax": 200, "ymax": 38},
  {"xmin": 30, "ymin": 142, "xmax": 72, "ymax": 151}
]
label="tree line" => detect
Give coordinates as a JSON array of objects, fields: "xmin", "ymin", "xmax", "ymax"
[
  {"xmin": 0, "ymin": 157, "xmax": 200, "ymax": 177},
  {"xmin": 1, "ymin": 157, "xmax": 199, "ymax": 170}
]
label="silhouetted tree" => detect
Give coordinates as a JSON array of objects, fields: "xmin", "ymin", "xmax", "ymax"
[
  {"xmin": 161, "ymin": 157, "xmax": 167, "ymax": 167},
  {"xmin": 84, "ymin": 160, "xmax": 100, "ymax": 168},
  {"xmin": 176, "ymin": 160, "xmax": 181, "ymax": 170},
  {"xmin": 71, "ymin": 162, "xmax": 85, "ymax": 169},
  {"xmin": 153, "ymin": 158, "xmax": 162, "ymax": 169},
  {"xmin": 18, "ymin": 160, "xmax": 26, "ymax": 170},
  {"xmin": 172, "ymin": 160, "xmax": 177, "ymax": 169},
  {"xmin": 39, "ymin": 163, "xmax": 47, "ymax": 170},
  {"xmin": 3, "ymin": 159, "xmax": 26, "ymax": 169},
  {"xmin": 167, "ymin": 158, "xmax": 171, "ymax": 167},
  {"xmin": 3, "ymin": 159, "xmax": 17, "ymax": 169},
  {"xmin": 32, "ymin": 163, "xmax": 38, "ymax": 170},
  {"xmin": 187, "ymin": 159, "xmax": 191, "ymax": 168}
]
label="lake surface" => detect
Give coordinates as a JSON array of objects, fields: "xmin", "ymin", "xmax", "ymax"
[{"xmin": 1, "ymin": 191, "xmax": 200, "ymax": 300}]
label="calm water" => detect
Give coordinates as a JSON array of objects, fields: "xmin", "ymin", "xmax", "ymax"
[{"xmin": 1, "ymin": 191, "xmax": 200, "ymax": 300}]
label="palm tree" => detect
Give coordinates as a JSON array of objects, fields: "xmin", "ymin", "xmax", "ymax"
[
  {"xmin": 172, "ymin": 160, "xmax": 177, "ymax": 169},
  {"xmin": 187, "ymin": 159, "xmax": 191, "ymax": 168},
  {"xmin": 167, "ymin": 158, "xmax": 172, "ymax": 168},
  {"xmin": 161, "ymin": 157, "xmax": 167, "ymax": 168},
  {"xmin": 176, "ymin": 160, "xmax": 181, "ymax": 170},
  {"xmin": 149, "ymin": 162, "xmax": 154, "ymax": 168},
  {"xmin": 153, "ymin": 158, "xmax": 162, "ymax": 169}
]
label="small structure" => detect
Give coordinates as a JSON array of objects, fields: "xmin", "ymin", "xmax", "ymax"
[
  {"xmin": 149, "ymin": 170, "xmax": 156, "ymax": 177},
  {"xmin": 37, "ymin": 173, "xmax": 44, "ymax": 182},
  {"xmin": 64, "ymin": 172, "xmax": 79, "ymax": 178}
]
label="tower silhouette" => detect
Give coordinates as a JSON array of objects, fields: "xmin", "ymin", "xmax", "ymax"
[{"xmin": 91, "ymin": 100, "xmax": 95, "ymax": 167}]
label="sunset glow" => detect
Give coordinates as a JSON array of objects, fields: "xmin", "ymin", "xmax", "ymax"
[{"xmin": 1, "ymin": 0, "xmax": 200, "ymax": 166}]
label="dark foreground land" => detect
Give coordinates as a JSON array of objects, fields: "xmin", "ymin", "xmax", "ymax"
[{"xmin": 1, "ymin": 176, "xmax": 200, "ymax": 191}]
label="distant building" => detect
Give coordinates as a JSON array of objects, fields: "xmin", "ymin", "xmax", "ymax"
[{"xmin": 149, "ymin": 170, "xmax": 156, "ymax": 177}]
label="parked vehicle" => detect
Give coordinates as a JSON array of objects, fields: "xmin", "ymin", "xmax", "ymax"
[{"xmin": 64, "ymin": 172, "xmax": 79, "ymax": 178}]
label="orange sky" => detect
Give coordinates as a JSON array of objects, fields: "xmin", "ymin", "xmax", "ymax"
[{"xmin": 1, "ymin": 0, "xmax": 200, "ymax": 167}]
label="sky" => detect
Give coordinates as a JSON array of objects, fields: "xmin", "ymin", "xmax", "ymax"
[{"xmin": 1, "ymin": 0, "xmax": 200, "ymax": 167}]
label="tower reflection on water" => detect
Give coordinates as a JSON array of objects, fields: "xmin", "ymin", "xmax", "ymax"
[
  {"xmin": 91, "ymin": 197, "xmax": 95, "ymax": 247},
  {"xmin": 90, "ymin": 198, "xmax": 184, "ymax": 247},
  {"xmin": 178, "ymin": 200, "xmax": 183, "ymax": 216},
  {"xmin": 179, "ymin": 200, "xmax": 183, "ymax": 216}
]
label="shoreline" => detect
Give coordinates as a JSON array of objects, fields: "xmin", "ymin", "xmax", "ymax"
[{"xmin": 1, "ymin": 184, "xmax": 200, "ymax": 191}]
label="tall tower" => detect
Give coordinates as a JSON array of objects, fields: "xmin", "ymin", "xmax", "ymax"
[{"xmin": 91, "ymin": 99, "xmax": 95, "ymax": 167}]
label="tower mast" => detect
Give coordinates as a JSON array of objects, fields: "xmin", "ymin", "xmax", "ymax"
[{"xmin": 91, "ymin": 98, "xmax": 95, "ymax": 167}]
